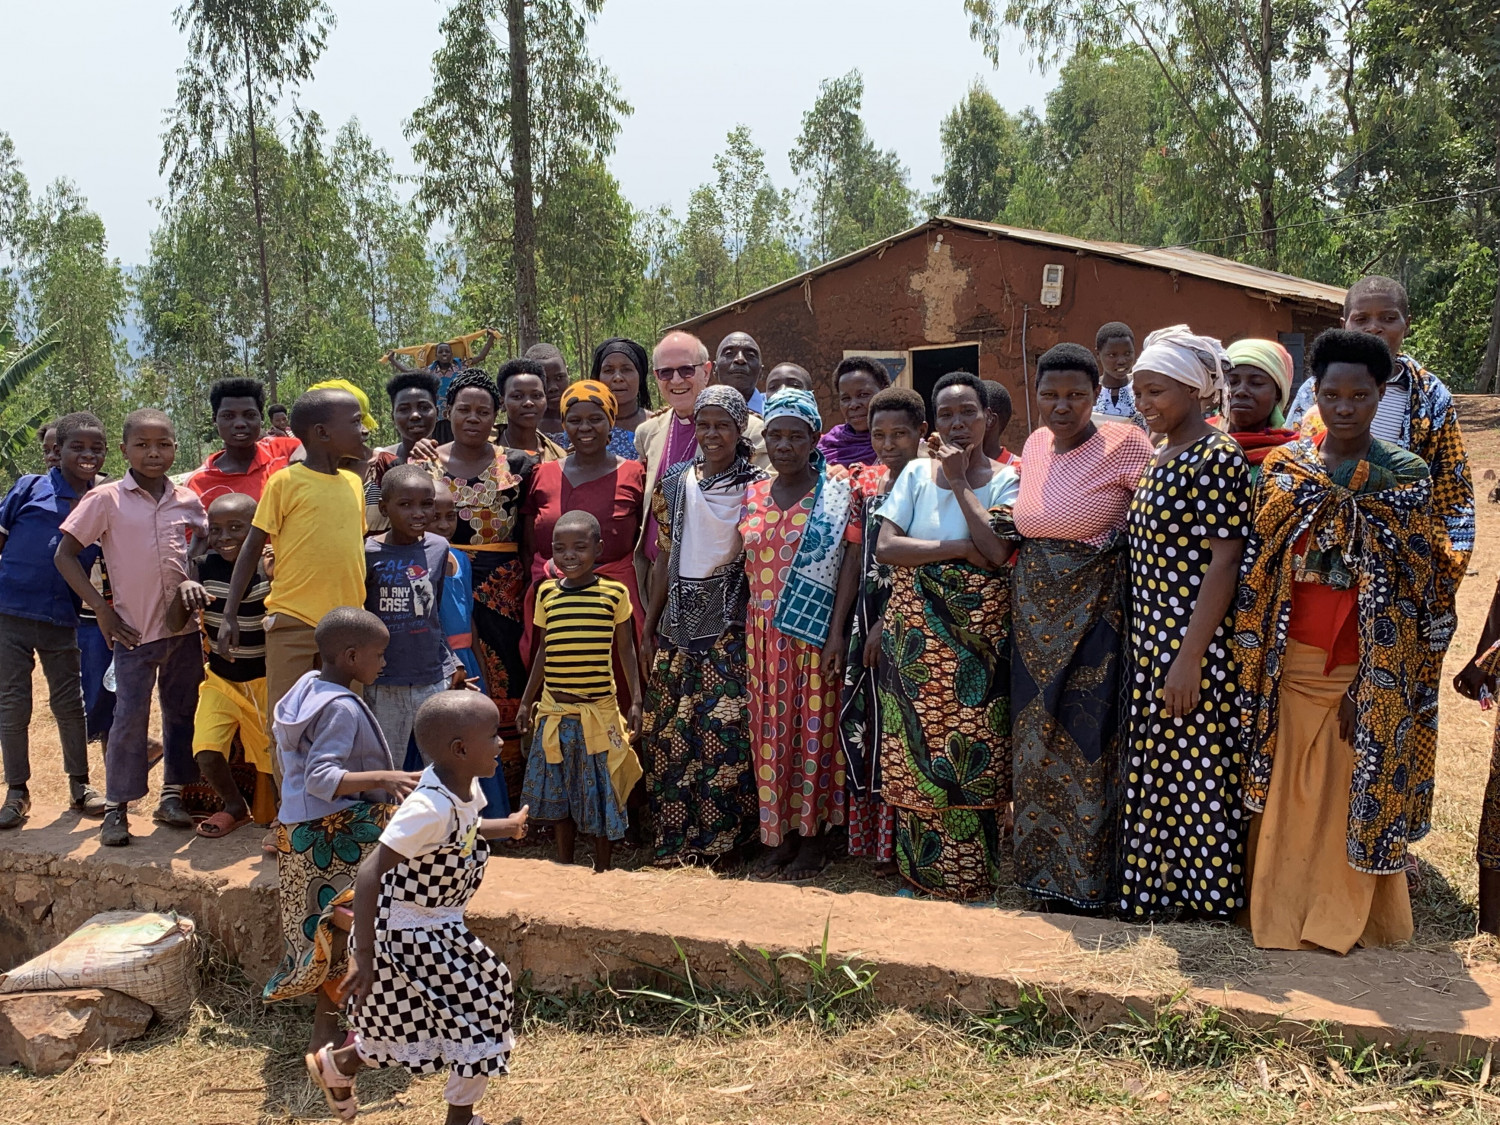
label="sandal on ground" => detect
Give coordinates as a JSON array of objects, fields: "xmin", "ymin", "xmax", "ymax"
[
  {"xmin": 304, "ymin": 1045, "xmax": 358, "ymax": 1122},
  {"xmin": 749, "ymin": 856, "xmax": 791, "ymax": 882},
  {"xmin": 1406, "ymin": 854, "xmax": 1423, "ymax": 894},
  {"xmin": 749, "ymin": 841, "xmax": 798, "ymax": 882},
  {"xmin": 195, "ymin": 811, "xmax": 253, "ymax": 839},
  {"xmin": 0, "ymin": 788, "xmax": 30, "ymax": 830},
  {"xmin": 262, "ymin": 823, "xmax": 281, "ymax": 856}
]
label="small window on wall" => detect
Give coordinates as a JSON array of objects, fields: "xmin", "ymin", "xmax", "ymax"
[{"xmin": 842, "ymin": 350, "xmax": 909, "ymax": 389}]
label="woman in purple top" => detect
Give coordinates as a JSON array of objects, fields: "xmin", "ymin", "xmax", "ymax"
[{"xmin": 817, "ymin": 356, "xmax": 891, "ymax": 468}]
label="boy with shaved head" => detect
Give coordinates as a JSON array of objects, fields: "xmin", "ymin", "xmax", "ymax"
[
  {"xmin": 220, "ymin": 386, "xmax": 371, "ymax": 730},
  {"xmin": 167, "ymin": 492, "xmax": 274, "ymax": 837}
]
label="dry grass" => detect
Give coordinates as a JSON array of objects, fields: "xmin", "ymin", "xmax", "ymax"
[{"xmin": 1, "ymin": 961, "xmax": 1498, "ymax": 1125}]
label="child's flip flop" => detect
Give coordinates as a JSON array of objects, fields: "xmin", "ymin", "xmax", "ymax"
[
  {"xmin": 304, "ymin": 1045, "xmax": 358, "ymax": 1122},
  {"xmin": 194, "ymin": 811, "xmax": 253, "ymax": 839}
]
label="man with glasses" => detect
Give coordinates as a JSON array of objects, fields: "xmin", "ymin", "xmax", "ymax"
[
  {"xmin": 634, "ymin": 331, "xmax": 768, "ymax": 559},
  {"xmin": 715, "ymin": 332, "xmax": 766, "ymax": 415}
]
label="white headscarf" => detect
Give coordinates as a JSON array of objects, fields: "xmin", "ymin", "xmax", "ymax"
[{"xmin": 1132, "ymin": 325, "xmax": 1231, "ymax": 399}]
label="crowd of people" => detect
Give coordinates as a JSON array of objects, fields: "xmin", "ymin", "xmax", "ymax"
[{"xmin": 0, "ymin": 270, "xmax": 1494, "ymax": 1122}]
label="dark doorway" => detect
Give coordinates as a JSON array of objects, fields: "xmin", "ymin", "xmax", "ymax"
[{"xmin": 910, "ymin": 343, "xmax": 981, "ymax": 416}]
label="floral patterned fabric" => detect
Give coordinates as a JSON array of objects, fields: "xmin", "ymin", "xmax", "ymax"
[
  {"xmin": 519, "ymin": 714, "xmax": 631, "ymax": 841},
  {"xmin": 428, "ymin": 448, "xmax": 537, "ymax": 798},
  {"xmin": 739, "ymin": 478, "xmax": 857, "ymax": 845},
  {"xmin": 640, "ymin": 628, "xmax": 759, "ymax": 862},
  {"xmin": 878, "ymin": 551, "xmax": 1013, "ymax": 901},
  {"xmin": 263, "ymin": 800, "xmax": 394, "ymax": 1002},
  {"xmin": 839, "ymin": 467, "xmax": 897, "ymax": 861},
  {"xmin": 1235, "ymin": 436, "xmax": 1440, "ymax": 875}
]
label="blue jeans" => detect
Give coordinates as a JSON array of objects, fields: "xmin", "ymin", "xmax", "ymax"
[{"xmin": 107, "ymin": 634, "xmax": 203, "ymax": 805}]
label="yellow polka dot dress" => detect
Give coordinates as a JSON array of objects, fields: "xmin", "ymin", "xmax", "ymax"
[{"xmin": 1119, "ymin": 432, "xmax": 1250, "ymax": 918}]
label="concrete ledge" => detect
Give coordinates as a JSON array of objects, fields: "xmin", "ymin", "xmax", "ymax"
[{"xmin": 2, "ymin": 805, "xmax": 1497, "ymax": 1060}]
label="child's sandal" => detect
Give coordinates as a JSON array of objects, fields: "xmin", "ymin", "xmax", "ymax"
[{"xmin": 304, "ymin": 1045, "xmax": 358, "ymax": 1122}]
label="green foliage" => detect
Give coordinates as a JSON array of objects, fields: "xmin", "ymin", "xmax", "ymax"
[
  {"xmin": 161, "ymin": 0, "xmax": 338, "ymax": 403},
  {"xmin": 408, "ymin": 0, "xmax": 628, "ymax": 363},
  {"xmin": 1107, "ymin": 998, "xmax": 1248, "ymax": 1069},
  {"xmin": 550, "ymin": 921, "xmax": 880, "ymax": 1037},
  {"xmin": 791, "ymin": 70, "xmax": 917, "ymax": 265},
  {"xmin": 930, "ymin": 83, "xmax": 1026, "ymax": 221},
  {"xmin": 140, "ymin": 118, "xmax": 436, "ymax": 462},
  {"xmin": 1407, "ymin": 244, "xmax": 1498, "ymax": 389},
  {"xmin": 0, "ymin": 321, "xmax": 59, "ymax": 486}
]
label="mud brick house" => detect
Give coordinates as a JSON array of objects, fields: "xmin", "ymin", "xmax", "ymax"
[{"xmin": 673, "ymin": 216, "xmax": 1346, "ymax": 446}]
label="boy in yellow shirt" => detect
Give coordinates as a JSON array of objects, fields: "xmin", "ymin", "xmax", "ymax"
[{"xmin": 219, "ymin": 386, "xmax": 370, "ymax": 728}]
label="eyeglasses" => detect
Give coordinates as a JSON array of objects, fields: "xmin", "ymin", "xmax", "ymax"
[{"xmin": 654, "ymin": 363, "xmax": 705, "ymax": 383}]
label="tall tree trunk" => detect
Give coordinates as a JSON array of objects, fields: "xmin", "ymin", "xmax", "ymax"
[
  {"xmin": 1258, "ymin": 0, "xmax": 1278, "ymax": 268},
  {"xmin": 243, "ymin": 36, "xmax": 277, "ymax": 401},
  {"xmin": 1481, "ymin": 124, "xmax": 1500, "ymax": 393},
  {"xmin": 367, "ymin": 244, "xmax": 378, "ymax": 335},
  {"xmin": 507, "ymin": 0, "xmax": 539, "ymax": 351}
]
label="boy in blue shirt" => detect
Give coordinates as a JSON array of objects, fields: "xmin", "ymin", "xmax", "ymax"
[
  {"xmin": 363, "ymin": 464, "xmax": 458, "ymax": 759},
  {"xmin": 0, "ymin": 411, "xmax": 108, "ymax": 827}
]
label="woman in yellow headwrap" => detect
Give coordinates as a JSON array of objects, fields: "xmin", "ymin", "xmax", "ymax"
[
  {"xmin": 521, "ymin": 380, "xmax": 649, "ymax": 709},
  {"xmin": 1225, "ymin": 339, "xmax": 1298, "ymax": 483}
]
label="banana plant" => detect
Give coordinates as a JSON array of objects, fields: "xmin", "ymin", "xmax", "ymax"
[{"xmin": 0, "ymin": 320, "xmax": 62, "ymax": 484}]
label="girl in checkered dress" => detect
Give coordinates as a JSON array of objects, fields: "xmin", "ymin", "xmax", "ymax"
[{"xmin": 306, "ymin": 691, "xmax": 530, "ymax": 1125}]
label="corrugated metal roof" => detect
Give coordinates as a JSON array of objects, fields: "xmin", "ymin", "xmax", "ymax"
[{"xmin": 673, "ymin": 216, "xmax": 1346, "ymax": 330}]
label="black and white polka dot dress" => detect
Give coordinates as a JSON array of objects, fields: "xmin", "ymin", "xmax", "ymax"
[
  {"xmin": 349, "ymin": 785, "xmax": 515, "ymax": 1079},
  {"xmin": 1119, "ymin": 432, "xmax": 1250, "ymax": 919}
]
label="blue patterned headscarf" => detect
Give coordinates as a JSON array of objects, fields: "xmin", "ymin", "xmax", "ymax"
[{"xmin": 763, "ymin": 387, "xmax": 821, "ymax": 434}]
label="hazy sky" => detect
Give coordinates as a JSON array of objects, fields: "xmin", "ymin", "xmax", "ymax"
[{"xmin": 0, "ymin": 0, "xmax": 1050, "ymax": 265}]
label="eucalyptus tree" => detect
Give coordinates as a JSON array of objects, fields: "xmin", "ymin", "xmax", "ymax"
[
  {"xmin": 408, "ymin": 0, "xmax": 627, "ymax": 351},
  {"xmin": 161, "ymin": 0, "xmax": 335, "ymax": 400}
]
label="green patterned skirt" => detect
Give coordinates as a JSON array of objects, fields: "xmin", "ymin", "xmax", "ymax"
[
  {"xmin": 877, "ymin": 561, "xmax": 1011, "ymax": 901},
  {"xmin": 262, "ymin": 800, "xmax": 394, "ymax": 1002}
]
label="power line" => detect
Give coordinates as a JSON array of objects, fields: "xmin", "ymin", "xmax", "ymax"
[{"xmin": 1119, "ymin": 184, "xmax": 1500, "ymax": 257}]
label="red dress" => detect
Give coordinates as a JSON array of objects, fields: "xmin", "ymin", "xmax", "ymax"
[{"xmin": 739, "ymin": 478, "xmax": 859, "ymax": 845}]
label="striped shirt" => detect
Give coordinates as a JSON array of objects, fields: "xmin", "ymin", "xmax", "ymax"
[
  {"xmin": 533, "ymin": 576, "xmax": 633, "ymax": 699},
  {"xmin": 199, "ymin": 550, "xmax": 269, "ymax": 683}
]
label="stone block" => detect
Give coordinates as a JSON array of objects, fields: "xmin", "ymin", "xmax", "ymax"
[{"xmin": 0, "ymin": 988, "xmax": 153, "ymax": 1075}]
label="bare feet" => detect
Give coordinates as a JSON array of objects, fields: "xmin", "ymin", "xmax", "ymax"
[
  {"xmin": 751, "ymin": 838, "xmax": 797, "ymax": 881},
  {"xmin": 777, "ymin": 835, "xmax": 828, "ymax": 883}
]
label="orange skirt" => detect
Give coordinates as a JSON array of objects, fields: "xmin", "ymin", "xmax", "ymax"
[{"xmin": 1246, "ymin": 638, "xmax": 1412, "ymax": 953}]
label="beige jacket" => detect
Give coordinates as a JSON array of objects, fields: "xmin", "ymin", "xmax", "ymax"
[{"xmin": 633, "ymin": 407, "xmax": 769, "ymax": 551}]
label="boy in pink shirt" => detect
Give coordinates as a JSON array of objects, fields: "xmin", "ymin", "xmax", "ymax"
[{"xmin": 56, "ymin": 409, "xmax": 208, "ymax": 847}]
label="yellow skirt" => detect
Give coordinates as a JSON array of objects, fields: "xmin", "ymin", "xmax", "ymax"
[{"xmin": 1246, "ymin": 639, "xmax": 1412, "ymax": 953}]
